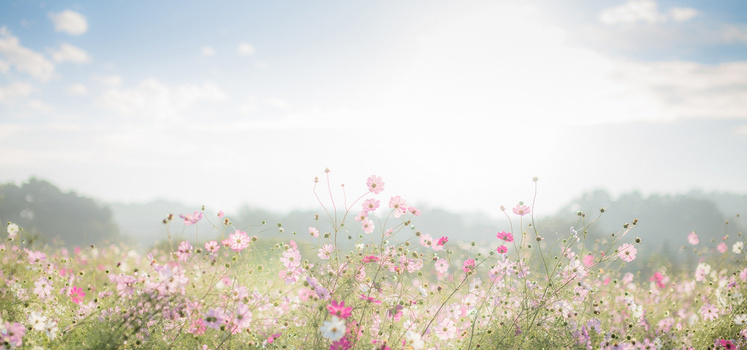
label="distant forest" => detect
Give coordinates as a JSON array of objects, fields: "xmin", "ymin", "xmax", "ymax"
[{"xmin": 1, "ymin": 178, "xmax": 744, "ymax": 273}]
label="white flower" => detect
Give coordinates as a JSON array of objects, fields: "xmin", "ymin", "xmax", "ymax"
[
  {"xmin": 405, "ymin": 330, "xmax": 425, "ymax": 349},
  {"xmin": 28, "ymin": 311, "xmax": 47, "ymax": 331},
  {"xmin": 7, "ymin": 222, "xmax": 18, "ymax": 239},
  {"xmin": 735, "ymin": 314, "xmax": 747, "ymax": 325},
  {"xmin": 733, "ymin": 241, "xmax": 744, "ymax": 254},
  {"xmin": 320, "ymin": 316, "xmax": 346, "ymax": 341}
]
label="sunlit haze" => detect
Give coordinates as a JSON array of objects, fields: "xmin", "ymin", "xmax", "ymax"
[{"xmin": 1, "ymin": 0, "xmax": 746, "ymax": 217}]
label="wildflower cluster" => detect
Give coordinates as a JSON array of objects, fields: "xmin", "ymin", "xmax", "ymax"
[{"xmin": 0, "ymin": 174, "xmax": 744, "ymax": 349}]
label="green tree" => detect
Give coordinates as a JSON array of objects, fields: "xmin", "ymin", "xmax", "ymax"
[{"xmin": 0, "ymin": 178, "xmax": 119, "ymax": 247}]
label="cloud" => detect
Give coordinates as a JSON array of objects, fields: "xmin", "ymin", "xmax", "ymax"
[
  {"xmin": 0, "ymin": 82, "xmax": 53, "ymax": 113},
  {"xmin": 92, "ymin": 75, "xmax": 122, "ymax": 87},
  {"xmin": 65, "ymin": 83, "xmax": 88, "ymax": 96},
  {"xmin": 0, "ymin": 82, "xmax": 33, "ymax": 103},
  {"xmin": 237, "ymin": 43, "xmax": 255, "ymax": 56},
  {"xmin": 51, "ymin": 43, "xmax": 91, "ymax": 63},
  {"xmin": 0, "ymin": 27, "xmax": 55, "ymax": 81},
  {"xmin": 669, "ymin": 7, "xmax": 698, "ymax": 22},
  {"xmin": 49, "ymin": 10, "xmax": 88, "ymax": 35},
  {"xmin": 599, "ymin": 0, "xmax": 697, "ymax": 25},
  {"xmin": 201, "ymin": 46, "xmax": 215, "ymax": 57},
  {"xmin": 96, "ymin": 78, "xmax": 228, "ymax": 121}
]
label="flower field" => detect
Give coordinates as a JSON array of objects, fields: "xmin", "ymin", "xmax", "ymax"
[{"xmin": 1, "ymin": 173, "xmax": 746, "ymax": 349}]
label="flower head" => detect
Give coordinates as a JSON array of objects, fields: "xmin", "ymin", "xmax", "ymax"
[
  {"xmin": 180, "ymin": 211, "xmax": 203, "ymax": 225},
  {"xmin": 687, "ymin": 231, "xmax": 699, "ymax": 245},
  {"xmin": 512, "ymin": 204, "xmax": 531, "ymax": 216},
  {"xmin": 327, "ymin": 300, "xmax": 353, "ymax": 319},
  {"xmin": 69, "ymin": 286, "xmax": 85, "ymax": 304},
  {"xmin": 366, "ymin": 175, "xmax": 385, "ymax": 194},
  {"xmin": 496, "ymin": 245, "xmax": 507, "ymax": 254},
  {"xmin": 320, "ymin": 316, "xmax": 346, "ymax": 341},
  {"xmin": 462, "ymin": 258, "xmax": 476, "ymax": 273},
  {"xmin": 617, "ymin": 243, "xmax": 637, "ymax": 262},
  {"xmin": 226, "ymin": 230, "xmax": 250, "ymax": 252},
  {"xmin": 496, "ymin": 231, "xmax": 514, "ymax": 243}
]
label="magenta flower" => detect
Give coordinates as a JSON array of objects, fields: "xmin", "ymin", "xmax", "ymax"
[
  {"xmin": 617, "ymin": 243, "xmax": 637, "ymax": 262},
  {"xmin": 359, "ymin": 294, "xmax": 382, "ymax": 304},
  {"xmin": 366, "ymin": 175, "xmax": 385, "ymax": 194},
  {"xmin": 69, "ymin": 286, "xmax": 85, "ymax": 304},
  {"xmin": 362, "ymin": 255, "xmax": 379, "ymax": 263},
  {"xmin": 437, "ymin": 236, "xmax": 448, "ymax": 246},
  {"xmin": 496, "ymin": 231, "xmax": 514, "ymax": 243},
  {"xmin": 512, "ymin": 204, "xmax": 531, "ymax": 216},
  {"xmin": 327, "ymin": 300, "xmax": 353, "ymax": 319},
  {"xmin": 496, "ymin": 245, "xmax": 507, "ymax": 254},
  {"xmin": 227, "ymin": 230, "xmax": 250, "ymax": 252},
  {"xmin": 582, "ymin": 254, "xmax": 594, "ymax": 267},
  {"xmin": 180, "ymin": 211, "xmax": 203, "ymax": 225},
  {"xmin": 462, "ymin": 258, "xmax": 476, "ymax": 273}
]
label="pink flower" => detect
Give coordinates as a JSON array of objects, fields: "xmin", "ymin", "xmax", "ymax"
[
  {"xmin": 687, "ymin": 231, "xmax": 699, "ymax": 245},
  {"xmin": 327, "ymin": 300, "xmax": 353, "ymax": 319},
  {"xmin": 362, "ymin": 218, "xmax": 375, "ymax": 234},
  {"xmin": 204, "ymin": 241, "xmax": 220, "ymax": 253},
  {"xmin": 718, "ymin": 242, "xmax": 727, "ymax": 253},
  {"xmin": 437, "ymin": 236, "xmax": 448, "ymax": 246},
  {"xmin": 309, "ymin": 227, "xmax": 320, "ymax": 238},
  {"xmin": 318, "ymin": 244, "xmax": 334, "ymax": 260},
  {"xmin": 362, "ymin": 199, "xmax": 380, "ymax": 213},
  {"xmin": 700, "ymin": 303, "xmax": 719, "ymax": 321},
  {"xmin": 496, "ymin": 231, "xmax": 514, "ymax": 243},
  {"xmin": 435, "ymin": 258, "xmax": 449, "ymax": 273},
  {"xmin": 217, "ymin": 210, "xmax": 225, "ymax": 218},
  {"xmin": 389, "ymin": 196, "xmax": 408, "ymax": 218},
  {"xmin": 512, "ymin": 204, "xmax": 531, "ymax": 216},
  {"xmin": 176, "ymin": 241, "xmax": 192, "ymax": 261},
  {"xmin": 27, "ymin": 250, "xmax": 46, "ymax": 264},
  {"xmin": 180, "ymin": 211, "xmax": 203, "ymax": 225},
  {"xmin": 367, "ymin": 175, "xmax": 385, "ymax": 194},
  {"xmin": 582, "ymin": 254, "xmax": 594, "ymax": 267},
  {"xmin": 617, "ymin": 243, "xmax": 637, "ymax": 262},
  {"xmin": 227, "ymin": 230, "xmax": 250, "ymax": 252},
  {"xmin": 69, "ymin": 286, "xmax": 85, "ymax": 304},
  {"xmin": 496, "ymin": 245, "xmax": 507, "ymax": 254},
  {"xmin": 650, "ymin": 272, "xmax": 666, "ymax": 289},
  {"xmin": 204, "ymin": 308, "xmax": 226, "ymax": 329},
  {"xmin": 408, "ymin": 206, "xmax": 422, "ymax": 216},
  {"xmin": 462, "ymin": 259, "xmax": 476, "ymax": 273}
]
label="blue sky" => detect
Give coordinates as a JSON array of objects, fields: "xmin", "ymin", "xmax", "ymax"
[{"xmin": 1, "ymin": 0, "xmax": 746, "ymax": 217}]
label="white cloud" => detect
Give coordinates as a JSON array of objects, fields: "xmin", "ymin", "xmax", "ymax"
[
  {"xmin": 0, "ymin": 82, "xmax": 33, "ymax": 103},
  {"xmin": 96, "ymin": 78, "xmax": 228, "ymax": 120},
  {"xmin": 201, "ymin": 46, "xmax": 215, "ymax": 57},
  {"xmin": 49, "ymin": 10, "xmax": 88, "ymax": 35},
  {"xmin": 0, "ymin": 27, "xmax": 55, "ymax": 81},
  {"xmin": 0, "ymin": 82, "xmax": 53, "ymax": 113},
  {"xmin": 65, "ymin": 83, "xmax": 88, "ymax": 96},
  {"xmin": 611, "ymin": 61, "xmax": 747, "ymax": 120},
  {"xmin": 237, "ymin": 43, "xmax": 255, "ymax": 56},
  {"xmin": 51, "ymin": 43, "xmax": 91, "ymax": 63},
  {"xmin": 599, "ymin": 0, "xmax": 697, "ymax": 25},
  {"xmin": 92, "ymin": 75, "xmax": 122, "ymax": 87},
  {"xmin": 719, "ymin": 24, "xmax": 747, "ymax": 44},
  {"xmin": 669, "ymin": 7, "xmax": 698, "ymax": 22},
  {"xmin": 0, "ymin": 59, "xmax": 8, "ymax": 73}
]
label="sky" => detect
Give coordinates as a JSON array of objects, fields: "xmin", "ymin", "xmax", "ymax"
[{"xmin": 1, "ymin": 0, "xmax": 746, "ymax": 218}]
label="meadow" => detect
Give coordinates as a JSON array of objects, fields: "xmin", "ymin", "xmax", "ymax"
[{"xmin": 1, "ymin": 173, "xmax": 745, "ymax": 349}]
